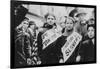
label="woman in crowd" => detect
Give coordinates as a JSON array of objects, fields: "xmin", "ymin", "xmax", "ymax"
[
  {"xmin": 55, "ymin": 17, "xmax": 82, "ymax": 63},
  {"xmin": 15, "ymin": 18, "xmax": 30, "ymax": 67},
  {"xmin": 76, "ymin": 24, "xmax": 95, "ymax": 62},
  {"xmin": 37, "ymin": 13, "xmax": 60, "ymax": 65}
]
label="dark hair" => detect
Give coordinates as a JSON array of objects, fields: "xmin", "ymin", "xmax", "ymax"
[
  {"xmin": 28, "ymin": 21, "xmax": 36, "ymax": 28},
  {"xmin": 86, "ymin": 18, "xmax": 95, "ymax": 25},
  {"xmin": 86, "ymin": 20, "xmax": 89, "ymax": 24},
  {"xmin": 90, "ymin": 18, "xmax": 95, "ymax": 21},
  {"xmin": 44, "ymin": 13, "xmax": 56, "ymax": 20},
  {"xmin": 87, "ymin": 24, "xmax": 95, "ymax": 30}
]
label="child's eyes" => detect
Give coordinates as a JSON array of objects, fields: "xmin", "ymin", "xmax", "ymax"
[
  {"xmin": 48, "ymin": 18, "xmax": 54, "ymax": 20},
  {"xmin": 67, "ymin": 22, "xmax": 73, "ymax": 24}
]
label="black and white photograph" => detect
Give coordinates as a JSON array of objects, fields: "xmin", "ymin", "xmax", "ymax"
[{"xmin": 11, "ymin": 0, "xmax": 96, "ymax": 68}]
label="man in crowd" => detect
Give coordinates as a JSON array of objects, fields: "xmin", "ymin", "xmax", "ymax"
[{"xmin": 74, "ymin": 13, "xmax": 88, "ymax": 40}]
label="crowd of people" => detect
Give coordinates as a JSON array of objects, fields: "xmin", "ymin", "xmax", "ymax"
[{"xmin": 14, "ymin": 12, "xmax": 95, "ymax": 67}]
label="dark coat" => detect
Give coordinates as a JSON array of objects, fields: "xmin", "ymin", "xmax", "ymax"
[
  {"xmin": 37, "ymin": 23, "xmax": 59, "ymax": 65},
  {"xmin": 55, "ymin": 35, "xmax": 81, "ymax": 63},
  {"xmin": 37, "ymin": 31, "xmax": 60, "ymax": 65},
  {"xmin": 15, "ymin": 32, "xmax": 31, "ymax": 67},
  {"xmin": 78, "ymin": 39, "xmax": 95, "ymax": 62}
]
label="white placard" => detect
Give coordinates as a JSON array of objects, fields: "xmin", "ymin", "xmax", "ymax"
[{"xmin": 42, "ymin": 29, "xmax": 61, "ymax": 50}]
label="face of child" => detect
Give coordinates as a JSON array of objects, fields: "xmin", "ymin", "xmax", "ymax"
[
  {"xmin": 46, "ymin": 15, "xmax": 55, "ymax": 25},
  {"xmin": 65, "ymin": 19, "xmax": 74, "ymax": 31},
  {"xmin": 87, "ymin": 27, "xmax": 94, "ymax": 38},
  {"xmin": 60, "ymin": 22, "xmax": 66, "ymax": 28},
  {"xmin": 30, "ymin": 24, "xmax": 35, "ymax": 30}
]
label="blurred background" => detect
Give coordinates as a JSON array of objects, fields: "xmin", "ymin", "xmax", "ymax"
[{"xmin": 13, "ymin": 3, "xmax": 94, "ymax": 27}]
